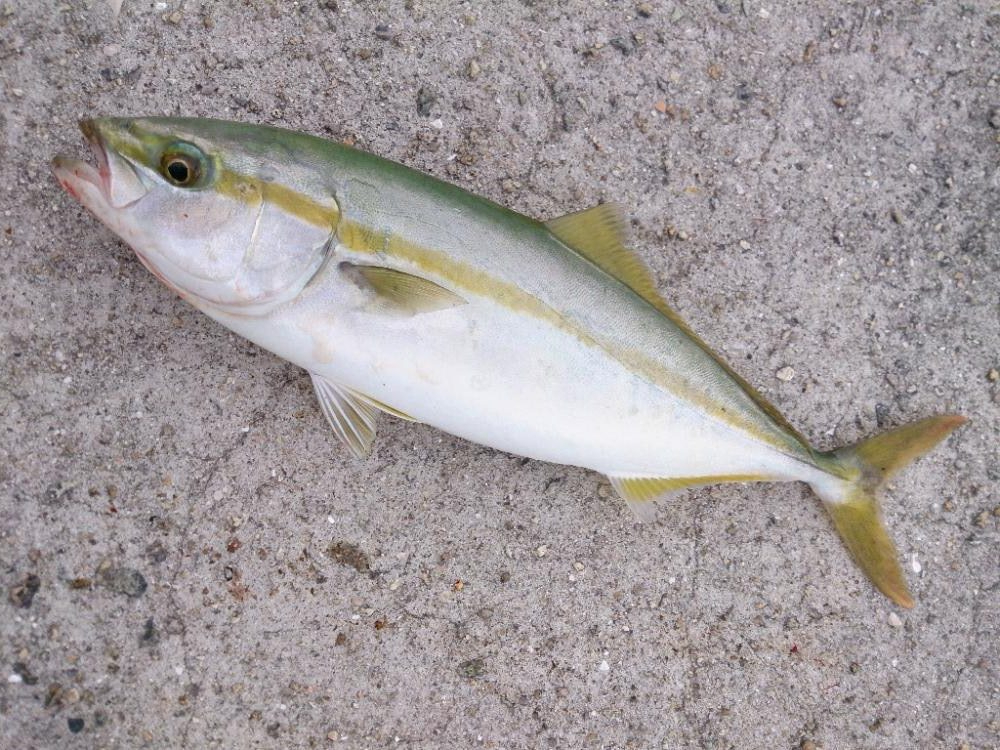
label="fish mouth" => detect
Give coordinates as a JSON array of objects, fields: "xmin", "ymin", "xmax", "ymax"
[
  {"xmin": 51, "ymin": 120, "xmax": 110, "ymax": 203},
  {"xmin": 51, "ymin": 119, "xmax": 147, "ymax": 209}
]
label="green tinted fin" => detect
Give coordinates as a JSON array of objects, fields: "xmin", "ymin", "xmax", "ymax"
[
  {"xmin": 823, "ymin": 491, "xmax": 914, "ymax": 609},
  {"xmin": 846, "ymin": 415, "xmax": 968, "ymax": 480},
  {"xmin": 816, "ymin": 414, "xmax": 968, "ymax": 608},
  {"xmin": 545, "ymin": 203, "xmax": 640, "ymax": 288},
  {"xmin": 546, "ymin": 204, "xmax": 807, "ymax": 444},
  {"xmin": 346, "ymin": 263, "xmax": 466, "ymax": 314},
  {"xmin": 310, "ymin": 373, "xmax": 379, "ymax": 459},
  {"xmin": 609, "ymin": 473, "xmax": 770, "ymax": 522}
]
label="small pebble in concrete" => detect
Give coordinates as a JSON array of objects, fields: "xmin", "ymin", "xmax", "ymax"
[
  {"xmin": 9, "ymin": 574, "xmax": 40, "ymax": 608},
  {"xmin": 99, "ymin": 566, "xmax": 147, "ymax": 598},
  {"xmin": 458, "ymin": 658, "xmax": 486, "ymax": 678},
  {"xmin": 610, "ymin": 36, "xmax": 635, "ymax": 56},
  {"xmin": 776, "ymin": 366, "xmax": 795, "ymax": 381},
  {"xmin": 416, "ymin": 87, "xmax": 437, "ymax": 116},
  {"xmin": 326, "ymin": 542, "xmax": 370, "ymax": 573},
  {"xmin": 12, "ymin": 662, "xmax": 38, "ymax": 685}
]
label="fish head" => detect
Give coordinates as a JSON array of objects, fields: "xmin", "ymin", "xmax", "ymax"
[{"xmin": 52, "ymin": 117, "xmax": 338, "ymax": 313}]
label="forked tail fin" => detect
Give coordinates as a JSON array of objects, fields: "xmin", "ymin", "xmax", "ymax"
[{"xmin": 810, "ymin": 415, "xmax": 966, "ymax": 608}]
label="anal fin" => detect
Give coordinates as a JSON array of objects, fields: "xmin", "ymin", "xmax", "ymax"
[{"xmin": 609, "ymin": 473, "xmax": 770, "ymax": 521}]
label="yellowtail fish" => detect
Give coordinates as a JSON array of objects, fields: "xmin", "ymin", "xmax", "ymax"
[{"xmin": 52, "ymin": 118, "xmax": 965, "ymax": 608}]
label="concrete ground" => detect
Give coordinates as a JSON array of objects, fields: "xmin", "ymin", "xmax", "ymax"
[{"xmin": 1, "ymin": 1, "xmax": 998, "ymax": 748}]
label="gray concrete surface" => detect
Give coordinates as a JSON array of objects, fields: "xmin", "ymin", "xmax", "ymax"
[{"xmin": 1, "ymin": 1, "xmax": 998, "ymax": 748}]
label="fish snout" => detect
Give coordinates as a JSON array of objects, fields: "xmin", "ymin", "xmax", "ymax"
[{"xmin": 53, "ymin": 118, "xmax": 148, "ymax": 209}]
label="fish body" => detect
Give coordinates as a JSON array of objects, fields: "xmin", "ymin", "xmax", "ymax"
[
  {"xmin": 52, "ymin": 118, "xmax": 965, "ymax": 607},
  {"xmin": 206, "ymin": 143, "xmax": 810, "ymax": 481}
]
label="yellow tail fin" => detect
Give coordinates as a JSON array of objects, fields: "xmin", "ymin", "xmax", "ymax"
[{"xmin": 813, "ymin": 415, "xmax": 966, "ymax": 608}]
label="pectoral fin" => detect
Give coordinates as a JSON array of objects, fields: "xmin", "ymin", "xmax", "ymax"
[
  {"xmin": 310, "ymin": 373, "xmax": 380, "ymax": 459},
  {"xmin": 609, "ymin": 473, "xmax": 769, "ymax": 521},
  {"xmin": 343, "ymin": 263, "xmax": 466, "ymax": 314}
]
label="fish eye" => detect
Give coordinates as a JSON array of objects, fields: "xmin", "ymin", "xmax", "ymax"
[{"xmin": 159, "ymin": 144, "xmax": 207, "ymax": 188}]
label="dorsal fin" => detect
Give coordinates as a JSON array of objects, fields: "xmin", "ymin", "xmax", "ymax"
[
  {"xmin": 545, "ymin": 204, "xmax": 808, "ymax": 444},
  {"xmin": 545, "ymin": 203, "xmax": 658, "ymax": 306}
]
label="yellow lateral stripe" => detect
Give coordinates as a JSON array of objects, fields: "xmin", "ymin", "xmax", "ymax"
[
  {"xmin": 339, "ymin": 225, "xmax": 795, "ymax": 452},
  {"xmin": 338, "ymin": 219, "xmax": 385, "ymax": 254},
  {"xmin": 261, "ymin": 180, "xmax": 338, "ymax": 228},
  {"xmin": 214, "ymin": 169, "xmax": 339, "ymax": 229},
  {"xmin": 384, "ymin": 233, "xmax": 607, "ymax": 343},
  {"xmin": 545, "ymin": 204, "xmax": 808, "ymax": 445}
]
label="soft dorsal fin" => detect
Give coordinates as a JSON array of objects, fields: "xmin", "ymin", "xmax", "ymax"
[
  {"xmin": 546, "ymin": 204, "xmax": 808, "ymax": 444},
  {"xmin": 609, "ymin": 473, "xmax": 771, "ymax": 522},
  {"xmin": 344, "ymin": 263, "xmax": 466, "ymax": 315}
]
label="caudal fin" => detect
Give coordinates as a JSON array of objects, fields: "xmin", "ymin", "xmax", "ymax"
[{"xmin": 811, "ymin": 415, "xmax": 966, "ymax": 608}]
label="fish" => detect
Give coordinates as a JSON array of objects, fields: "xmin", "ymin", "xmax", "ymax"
[{"xmin": 51, "ymin": 117, "xmax": 965, "ymax": 608}]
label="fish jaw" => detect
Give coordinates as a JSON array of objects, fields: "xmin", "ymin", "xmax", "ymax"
[
  {"xmin": 51, "ymin": 121, "xmax": 193, "ymax": 297},
  {"xmin": 51, "ymin": 150, "xmax": 181, "ymax": 296},
  {"xmin": 51, "ymin": 152, "xmax": 104, "ymax": 210},
  {"xmin": 52, "ymin": 120, "xmax": 107, "ymax": 203},
  {"xmin": 51, "ymin": 120, "xmax": 149, "ymax": 229}
]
